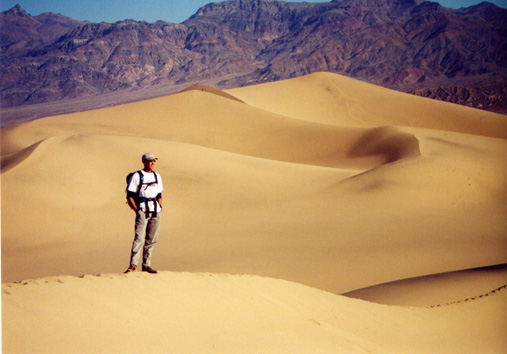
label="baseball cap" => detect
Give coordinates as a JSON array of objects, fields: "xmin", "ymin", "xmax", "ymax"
[{"xmin": 142, "ymin": 153, "xmax": 158, "ymax": 161}]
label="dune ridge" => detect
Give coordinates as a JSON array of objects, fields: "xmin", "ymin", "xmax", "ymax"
[
  {"xmin": 344, "ymin": 264, "xmax": 507, "ymax": 307},
  {"xmin": 1, "ymin": 90, "xmax": 420, "ymax": 172},
  {"xmin": 2, "ymin": 72, "xmax": 506, "ymax": 353}
]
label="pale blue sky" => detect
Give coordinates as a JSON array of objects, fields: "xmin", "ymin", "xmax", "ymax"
[{"xmin": 0, "ymin": 0, "xmax": 505, "ymax": 23}]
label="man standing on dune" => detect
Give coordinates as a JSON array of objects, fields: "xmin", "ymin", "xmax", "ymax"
[{"xmin": 124, "ymin": 153, "xmax": 163, "ymax": 274}]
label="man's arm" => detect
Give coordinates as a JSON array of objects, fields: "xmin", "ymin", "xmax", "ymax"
[
  {"xmin": 126, "ymin": 192, "xmax": 138, "ymax": 211},
  {"xmin": 126, "ymin": 172, "xmax": 141, "ymax": 212},
  {"xmin": 156, "ymin": 193, "xmax": 162, "ymax": 209}
]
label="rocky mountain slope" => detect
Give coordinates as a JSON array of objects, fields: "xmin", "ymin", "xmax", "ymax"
[{"xmin": 1, "ymin": 0, "xmax": 506, "ymax": 113}]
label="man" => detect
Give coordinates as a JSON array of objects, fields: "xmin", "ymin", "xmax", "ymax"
[{"xmin": 125, "ymin": 153, "xmax": 163, "ymax": 274}]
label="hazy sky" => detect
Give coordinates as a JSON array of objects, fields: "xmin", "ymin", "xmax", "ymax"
[{"xmin": 1, "ymin": 0, "xmax": 505, "ymax": 23}]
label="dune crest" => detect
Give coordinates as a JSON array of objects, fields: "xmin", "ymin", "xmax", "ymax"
[{"xmin": 180, "ymin": 83, "xmax": 245, "ymax": 103}]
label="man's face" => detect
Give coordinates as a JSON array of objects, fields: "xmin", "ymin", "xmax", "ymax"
[{"xmin": 143, "ymin": 159, "xmax": 156, "ymax": 171}]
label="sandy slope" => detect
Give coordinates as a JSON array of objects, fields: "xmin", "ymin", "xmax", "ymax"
[
  {"xmin": 3, "ymin": 272, "xmax": 507, "ymax": 354},
  {"xmin": 2, "ymin": 72, "xmax": 507, "ymax": 353}
]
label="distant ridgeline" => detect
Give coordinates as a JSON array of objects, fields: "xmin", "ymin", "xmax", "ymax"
[{"xmin": 1, "ymin": 1, "xmax": 506, "ymax": 113}]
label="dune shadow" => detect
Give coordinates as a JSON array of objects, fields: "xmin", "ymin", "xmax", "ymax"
[
  {"xmin": 1, "ymin": 140, "xmax": 43, "ymax": 173},
  {"xmin": 347, "ymin": 126, "xmax": 421, "ymax": 166}
]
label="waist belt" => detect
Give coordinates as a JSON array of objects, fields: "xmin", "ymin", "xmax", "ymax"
[{"xmin": 138, "ymin": 197, "xmax": 158, "ymax": 217}]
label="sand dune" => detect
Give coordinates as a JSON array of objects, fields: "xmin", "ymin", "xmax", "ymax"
[
  {"xmin": 2, "ymin": 72, "xmax": 506, "ymax": 353},
  {"xmin": 228, "ymin": 72, "xmax": 507, "ymax": 138},
  {"xmin": 3, "ymin": 272, "xmax": 507, "ymax": 354}
]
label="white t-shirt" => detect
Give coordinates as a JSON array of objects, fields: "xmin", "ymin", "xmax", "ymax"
[{"xmin": 127, "ymin": 170, "xmax": 164, "ymax": 212}]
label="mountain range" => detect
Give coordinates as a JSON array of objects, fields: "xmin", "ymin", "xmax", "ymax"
[{"xmin": 1, "ymin": 0, "xmax": 506, "ymax": 116}]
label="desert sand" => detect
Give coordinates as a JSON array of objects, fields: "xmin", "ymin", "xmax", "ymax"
[{"xmin": 2, "ymin": 72, "xmax": 506, "ymax": 353}]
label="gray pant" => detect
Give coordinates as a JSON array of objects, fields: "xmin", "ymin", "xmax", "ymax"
[{"xmin": 130, "ymin": 210, "xmax": 161, "ymax": 267}]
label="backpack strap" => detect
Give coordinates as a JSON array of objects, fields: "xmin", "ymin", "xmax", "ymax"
[
  {"xmin": 137, "ymin": 170, "xmax": 159, "ymax": 217},
  {"xmin": 136, "ymin": 170, "xmax": 144, "ymax": 194}
]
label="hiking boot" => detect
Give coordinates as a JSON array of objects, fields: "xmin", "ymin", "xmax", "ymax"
[
  {"xmin": 124, "ymin": 265, "xmax": 137, "ymax": 273},
  {"xmin": 142, "ymin": 265, "xmax": 158, "ymax": 274}
]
